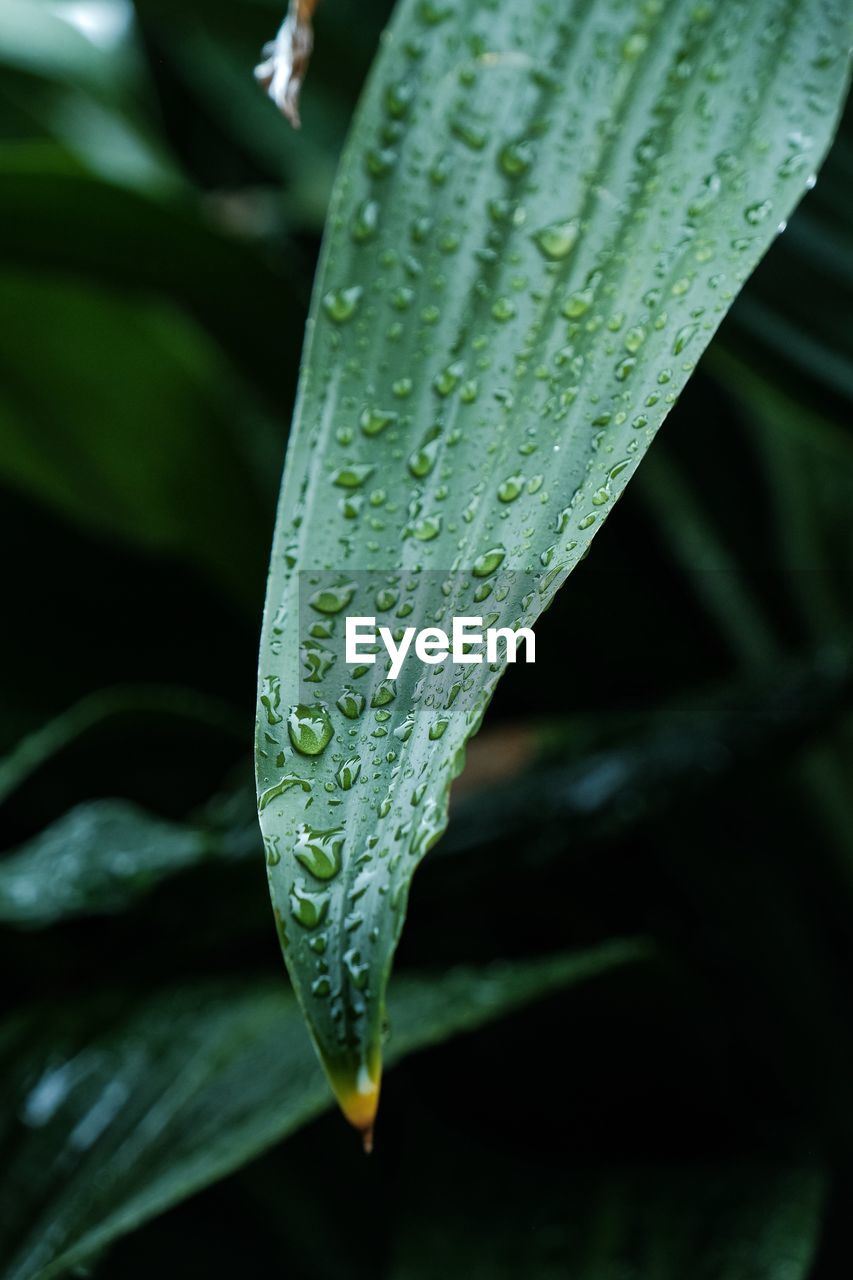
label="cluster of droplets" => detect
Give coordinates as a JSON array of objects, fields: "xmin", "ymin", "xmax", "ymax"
[{"xmin": 259, "ymin": 557, "xmax": 537, "ymax": 1041}]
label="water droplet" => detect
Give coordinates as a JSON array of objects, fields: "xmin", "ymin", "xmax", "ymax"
[
  {"xmin": 533, "ymin": 219, "xmax": 579, "ymax": 260},
  {"xmin": 343, "ymin": 947, "xmax": 370, "ymax": 990},
  {"xmin": 562, "ymin": 288, "xmax": 593, "ymax": 318},
  {"xmin": 498, "ymin": 474, "xmax": 524, "ymax": 502},
  {"xmin": 624, "ymin": 326, "xmax": 646, "ymax": 353},
  {"xmin": 365, "ymin": 147, "xmax": 397, "ymax": 178},
  {"xmin": 392, "ymin": 286, "xmax": 414, "ymax": 310},
  {"xmin": 413, "ymin": 514, "xmax": 442, "ymax": 540},
  {"xmin": 673, "ymin": 324, "xmax": 697, "ymax": 354},
  {"xmin": 451, "ymin": 118, "xmax": 489, "ymax": 150},
  {"xmin": 623, "ymin": 31, "xmax": 648, "ymax": 59},
  {"xmin": 336, "ymin": 757, "xmax": 362, "ymax": 790},
  {"xmin": 323, "ymin": 286, "xmax": 363, "ymax": 323},
  {"xmin": 371, "ymin": 681, "xmax": 397, "ymax": 708},
  {"xmin": 385, "ymin": 79, "xmax": 414, "ymax": 119},
  {"xmin": 745, "ymin": 199, "xmax": 772, "ymax": 225},
  {"xmin": 499, "ymin": 139, "xmax": 533, "ymax": 177},
  {"xmin": 360, "ymin": 407, "xmax": 397, "ymax": 437},
  {"xmin": 290, "ymin": 881, "xmax": 330, "ymax": 929},
  {"xmin": 408, "ymin": 439, "xmax": 440, "ymax": 478},
  {"xmin": 260, "ymin": 675, "xmax": 282, "ymax": 725},
  {"xmin": 258, "ymin": 774, "xmax": 311, "ymax": 812},
  {"xmin": 294, "ymin": 824, "xmax": 344, "ymax": 880},
  {"xmin": 491, "ymin": 297, "xmax": 516, "ymax": 322},
  {"xmin": 331, "ymin": 464, "xmax": 375, "ymax": 489},
  {"xmin": 418, "ymin": 0, "xmax": 451, "ymax": 23},
  {"xmin": 301, "ymin": 638, "xmax": 337, "ymax": 683},
  {"xmin": 472, "ymin": 547, "xmax": 506, "ymax": 578},
  {"xmin": 375, "ymin": 588, "xmax": 398, "ymax": 611},
  {"xmin": 351, "ymin": 200, "xmax": 380, "ymax": 243},
  {"xmin": 429, "ymin": 719, "xmax": 449, "ymax": 740},
  {"xmin": 337, "ymin": 689, "xmax": 366, "ymax": 719},
  {"xmin": 433, "ymin": 360, "xmax": 464, "ymax": 397},
  {"xmin": 309, "ymin": 583, "xmax": 355, "ymax": 614},
  {"xmin": 411, "ymin": 215, "xmax": 432, "ymax": 243},
  {"xmin": 288, "ymin": 704, "xmax": 334, "ymax": 756}
]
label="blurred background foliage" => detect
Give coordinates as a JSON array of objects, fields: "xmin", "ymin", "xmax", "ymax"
[{"xmin": 0, "ymin": 1, "xmax": 852, "ymax": 1276}]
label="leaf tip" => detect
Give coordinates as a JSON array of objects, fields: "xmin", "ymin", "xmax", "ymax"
[{"xmin": 331, "ymin": 1057, "xmax": 381, "ymax": 1148}]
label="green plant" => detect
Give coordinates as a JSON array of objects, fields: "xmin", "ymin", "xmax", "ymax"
[{"xmin": 1, "ymin": 1, "xmax": 852, "ymax": 1276}]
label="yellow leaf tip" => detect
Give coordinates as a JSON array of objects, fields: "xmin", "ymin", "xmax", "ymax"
[{"xmin": 334, "ymin": 1060, "xmax": 381, "ymax": 1150}]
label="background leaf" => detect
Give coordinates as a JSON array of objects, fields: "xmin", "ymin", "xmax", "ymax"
[
  {"xmin": 0, "ymin": 273, "xmax": 271, "ymax": 604},
  {"xmin": 0, "ymin": 943, "xmax": 649, "ymax": 1280}
]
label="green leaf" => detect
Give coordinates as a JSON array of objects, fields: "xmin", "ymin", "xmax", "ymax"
[
  {"xmin": 0, "ymin": 686, "xmax": 243, "ymax": 809},
  {"xmin": 0, "ymin": 942, "xmax": 649, "ymax": 1279},
  {"xmin": 0, "ymin": 0, "xmax": 124, "ymax": 88},
  {"xmin": 0, "ymin": 167, "xmax": 300, "ymax": 406},
  {"xmin": 0, "ymin": 1, "xmax": 178, "ymax": 192},
  {"xmin": 256, "ymin": 0, "xmax": 851, "ymax": 1132},
  {"xmin": 0, "ymin": 273, "xmax": 271, "ymax": 605},
  {"xmin": 0, "ymin": 801, "xmax": 210, "ymax": 927}
]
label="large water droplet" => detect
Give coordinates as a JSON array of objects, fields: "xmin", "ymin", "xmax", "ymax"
[
  {"xmin": 258, "ymin": 774, "xmax": 311, "ymax": 812},
  {"xmin": 295, "ymin": 824, "xmax": 344, "ymax": 880},
  {"xmin": 498, "ymin": 474, "xmax": 524, "ymax": 502},
  {"xmin": 413, "ymin": 514, "xmax": 442, "ymax": 540},
  {"xmin": 371, "ymin": 680, "xmax": 397, "ymax": 708},
  {"xmin": 337, "ymin": 689, "xmax": 366, "ymax": 719},
  {"xmin": 290, "ymin": 880, "xmax": 330, "ymax": 928},
  {"xmin": 288, "ymin": 704, "xmax": 334, "ymax": 756},
  {"xmin": 562, "ymin": 288, "xmax": 593, "ymax": 318},
  {"xmin": 336, "ymin": 757, "xmax": 362, "ymax": 790},
  {"xmin": 472, "ymin": 547, "xmax": 506, "ymax": 578},
  {"xmin": 408, "ymin": 439, "xmax": 440, "ymax": 478},
  {"xmin": 309, "ymin": 583, "xmax": 356, "ymax": 614}
]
